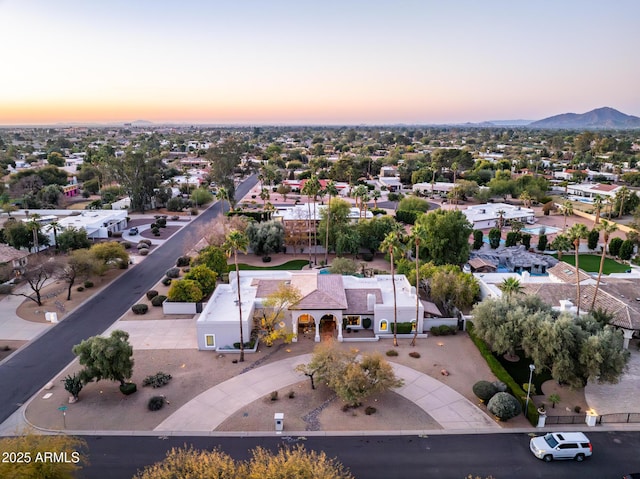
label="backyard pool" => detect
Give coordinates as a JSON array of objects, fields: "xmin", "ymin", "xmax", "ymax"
[{"xmin": 522, "ymin": 225, "xmax": 560, "ymax": 236}]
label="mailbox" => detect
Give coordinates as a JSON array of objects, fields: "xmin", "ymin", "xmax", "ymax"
[{"xmin": 274, "ymin": 412, "xmax": 284, "ymax": 432}]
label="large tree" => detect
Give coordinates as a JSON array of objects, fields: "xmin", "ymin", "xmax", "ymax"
[
  {"xmin": 73, "ymin": 329, "xmax": 134, "ymax": 389},
  {"xmin": 11, "ymin": 256, "xmax": 62, "ymax": 306},
  {"xmin": 207, "ymin": 138, "xmax": 245, "ymax": 209},
  {"xmin": 567, "ymin": 223, "xmax": 589, "ymax": 315},
  {"xmin": 591, "ymin": 219, "xmax": 618, "ymax": 311},
  {"xmin": 380, "ymin": 230, "xmax": 404, "ymax": 347},
  {"xmin": 60, "ymin": 249, "xmax": 99, "ymax": 300},
  {"xmin": 246, "ymin": 220, "xmax": 285, "ymax": 257},
  {"xmin": 223, "ymin": 229, "xmax": 249, "ymax": 362},
  {"xmin": 109, "ymin": 151, "xmax": 161, "ymax": 212},
  {"xmin": 415, "ymin": 209, "xmax": 473, "ymax": 265}
]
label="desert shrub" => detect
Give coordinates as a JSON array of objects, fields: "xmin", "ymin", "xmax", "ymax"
[
  {"xmin": 139, "ymin": 239, "xmax": 152, "ymax": 247},
  {"xmin": 83, "ymin": 280, "xmax": 94, "ymax": 288},
  {"xmin": 362, "ymin": 317, "xmax": 372, "ymax": 329},
  {"xmin": 288, "ymin": 390, "xmax": 295, "ymax": 399},
  {"xmin": 487, "ymin": 392, "xmax": 522, "ymax": 421},
  {"xmin": 76, "ymin": 286, "xmax": 85, "ymax": 292},
  {"xmin": 62, "ymin": 373, "xmax": 83, "ymax": 400},
  {"xmin": 151, "ymin": 227, "xmax": 160, "ymax": 236},
  {"xmin": 161, "ymin": 277, "xmax": 172, "ymax": 286},
  {"xmin": 574, "ymin": 405, "xmax": 582, "ymax": 413},
  {"xmin": 167, "ymin": 279, "xmax": 203, "ymax": 303},
  {"xmin": 409, "ymin": 352, "xmax": 421, "ymax": 359},
  {"xmin": 270, "ymin": 391, "xmax": 278, "ymax": 401},
  {"xmin": 131, "ymin": 304, "xmax": 148, "ymax": 315},
  {"xmin": 182, "ymin": 267, "xmax": 190, "ymax": 273},
  {"xmin": 361, "ymin": 253, "xmax": 374, "ymax": 261},
  {"xmin": 430, "ymin": 325, "xmax": 457, "ymax": 336},
  {"xmin": 137, "ymin": 242, "xmax": 149, "ymax": 250},
  {"xmin": 386, "ymin": 349, "xmax": 398, "ymax": 357},
  {"xmin": 119, "ymin": 382, "xmax": 137, "ymax": 395},
  {"xmin": 165, "ymin": 267, "xmax": 181, "ymax": 279},
  {"xmin": 365, "ymin": 406, "xmax": 377, "ymax": 415},
  {"xmin": 146, "ymin": 290, "xmax": 159, "ymax": 300},
  {"xmin": 143, "ymin": 372, "xmax": 172, "ymax": 388},
  {"xmin": 171, "ymin": 215, "xmax": 179, "ymax": 221},
  {"xmin": 150, "ymin": 223, "xmax": 157, "ymax": 229},
  {"xmin": 184, "ymin": 265, "xmax": 218, "ymax": 296},
  {"xmin": 167, "ymin": 197, "xmax": 184, "ymax": 212},
  {"xmin": 472, "ymin": 380, "xmax": 498, "ymax": 403},
  {"xmin": 389, "ymin": 322, "xmax": 413, "ymax": 334},
  {"xmin": 262, "ymin": 256, "xmax": 272, "ymax": 263},
  {"xmin": 121, "ymin": 242, "xmax": 132, "ymax": 249},
  {"xmin": 151, "ymin": 294, "xmax": 167, "ymax": 307},
  {"xmin": 148, "ymin": 396, "xmax": 165, "ymax": 411},
  {"xmin": 156, "ymin": 217, "xmax": 167, "ymax": 227},
  {"xmin": 139, "ymin": 248, "xmax": 149, "ymax": 256},
  {"xmin": 492, "ymin": 380, "xmax": 508, "ymax": 392},
  {"xmin": 176, "ymin": 256, "xmax": 191, "ymax": 267},
  {"xmin": 190, "ymin": 208, "xmax": 198, "ymax": 216}
]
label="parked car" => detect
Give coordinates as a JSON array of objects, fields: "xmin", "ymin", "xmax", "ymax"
[
  {"xmin": 128, "ymin": 227, "xmax": 139, "ymax": 235},
  {"xmin": 530, "ymin": 432, "xmax": 592, "ymax": 462}
]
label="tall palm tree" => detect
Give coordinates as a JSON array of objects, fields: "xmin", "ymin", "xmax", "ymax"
[
  {"xmin": 216, "ymin": 186, "xmax": 231, "ymax": 212},
  {"xmin": 567, "ymin": 223, "xmax": 589, "ymax": 316},
  {"xmin": 616, "ymin": 186, "xmax": 629, "ymax": 218},
  {"xmin": 323, "ymin": 181, "xmax": 338, "ymax": 266},
  {"xmin": 223, "ymin": 229, "xmax": 249, "ymax": 362},
  {"xmin": 302, "ymin": 176, "xmax": 321, "ymax": 267},
  {"xmin": 561, "ymin": 200, "xmax": 573, "ymax": 232},
  {"xmin": 49, "ymin": 220, "xmax": 61, "ymax": 250},
  {"xmin": 409, "ymin": 223, "xmax": 427, "ymax": 347},
  {"xmin": 590, "ymin": 219, "xmax": 618, "ymax": 311},
  {"xmin": 28, "ymin": 213, "xmax": 42, "ymax": 254},
  {"xmin": 592, "ymin": 194, "xmax": 603, "ymax": 226},
  {"xmin": 499, "ymin": 277, "xmax": 523, "ymax": 299},
  {"xmin": 259, "ymin": 187, "xmax": 270, "ymax": 207},
  {"xmin": 371, "ymin": 189, "xmax": 382, "ymax": 209},
  {"xmin": 380, "ymin": 230, "xmax": 404, "ymax": 347}
]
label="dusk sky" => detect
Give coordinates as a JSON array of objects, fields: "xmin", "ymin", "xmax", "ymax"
[{"xmin": 2, "ymin": 0, "xmax": 639, "ymax": 125}]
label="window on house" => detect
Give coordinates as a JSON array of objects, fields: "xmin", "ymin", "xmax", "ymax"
[
  {"xmin": 204, "ymin": 334, "xmax": 215, "ymax": 348},
  {"xmin": 380, "ymin": 320, "xmax": 388, "ymax": 331},
  {"xmin": 345, "ymin": 315, "xmax": 361, "ymax": 327}
]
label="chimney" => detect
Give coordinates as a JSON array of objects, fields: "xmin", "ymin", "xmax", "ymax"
[
  {"xmin": 559, "ymin": 299, "xmax": 573, "ymax": 312},
  {"xmin": 367, "ymin": 293, "xmax": 376, "ymax": 312}
]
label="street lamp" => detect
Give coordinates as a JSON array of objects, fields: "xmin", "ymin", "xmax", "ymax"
[{"xmin": 525, "ymin": 363, "xmax": 536, "ymax": 414}]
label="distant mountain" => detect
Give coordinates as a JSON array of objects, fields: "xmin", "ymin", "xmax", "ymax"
[{"xmin": 528, "ymin": 107, "xmax": 640, "ymax": 130}]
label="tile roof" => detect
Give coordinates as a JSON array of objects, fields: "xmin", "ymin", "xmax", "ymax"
[
  {"xmin": 344, "ymin": 288, "xmax": 382, "ymax": 315},
  {"xmin": 0, "ymin": 244, "xmax": 29, "ymax": 263},
  {"xmin": 548, "ymin": 262, "xmax": 591, "ymax": 283},
  {"xmin": 290, "ymin": 272, "xmax": 348, "ymax": 310}
]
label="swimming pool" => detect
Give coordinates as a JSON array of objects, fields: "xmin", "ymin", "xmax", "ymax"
[{"xmin": 522, "ymin": 225, "xmax": 560, "ymax": 236}]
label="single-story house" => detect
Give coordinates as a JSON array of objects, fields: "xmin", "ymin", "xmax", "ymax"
[
  {"xmin": 196, "ymin": 270, "xmax": 423, "ymax": 351},
  {"xmin": 0, "ymin": 244, "xmax": 30, "ymax": 277},
  {"xmin": 462, "ymin": 202, "xmax": 536, "ymax": 229}
]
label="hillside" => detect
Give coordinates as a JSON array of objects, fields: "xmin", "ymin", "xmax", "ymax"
[{"xmin": 529, "ymin": 107, "xmax": 640, "ymax": 129}]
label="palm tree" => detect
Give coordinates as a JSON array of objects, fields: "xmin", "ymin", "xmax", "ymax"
[
  {"xmin": 49, "ymin": 220, "xmax": 61, "ymax": 250},
  {"xmin": 28, "ymin": 214, "xmax": 42, "ymax": 254},
  {"xmin": 616, "ymin": 186, "xmax": 629, "ymax": 218},
  {"xmin": 216, "ymin": 186, "xmax": 231, "ymax": 212},
  {"xmin": 409, "ymin": 224, "xmax": 427, "ymax": 347},
  {"xmin": 592, "ymin": 194, "xmax": 603, "ymax": 226},
  {"xmin": 561, "ymin": 200, "xmax": 573, "ymax": 232},
  {"xmin": 496, "ymin": 210, "xmax": 506, "ymax": 231},
  {"xmin": 323, "ymin": 181, "xmax": 338, "ymax": 266},
  {"xmin": 567, "ymin": 223, "xmax": 589, "ymax": 316},
  {"xmin": 223, "ymin": 229, "xmax": 249, "ymax": 362},
  {"xmin": 590, "ymin": 219, "xmax": 618, "ymax": 311},
  {"xmin": 551, "ymin": 234, "xmax": 571, "ymax": 261},
  {"xmin": 499, "ymin": 277, "xmax": 523, "ymax": 299},
  {"xmin": 371, "ymin": 189, "xmax": 382, "ymax": 209},
  {"xmin": 302, "ymin": 176, "xmax": 321, "ymax": 267},
  {"xmin": 380, "ymin": 230, "xmax": 404, "ymax": 347}
]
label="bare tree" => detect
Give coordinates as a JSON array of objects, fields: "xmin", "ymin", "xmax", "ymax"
[{"xmin": 10, "ymin": 256, "xmax": 62, "ymax": 306}]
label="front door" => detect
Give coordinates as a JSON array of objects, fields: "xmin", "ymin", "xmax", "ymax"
[{"xmin": 320, "ymin": 314, "xmax": 336, "ymax": 341}]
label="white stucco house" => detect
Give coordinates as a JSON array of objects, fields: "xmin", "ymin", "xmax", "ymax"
[
  {"xmin": 196, "ymin": 270, "xmax": 424, "ymax": 351},
  {"xmin": 462, "ymin": 202, "xmax": 535, "ymax": 229}
]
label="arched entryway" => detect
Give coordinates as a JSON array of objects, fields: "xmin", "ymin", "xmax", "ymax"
[
  {"xmin": 320, "ymin": 314, "xmax": 337, "ymax": 341},
  {"xmin": 297, "ymin": 313, "xmax": 315, "ymax": 338}
]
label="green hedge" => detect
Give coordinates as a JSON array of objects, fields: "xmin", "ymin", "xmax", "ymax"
[
  {"xmin": 389, "ymin": 322, "xmax": 413, "ymax": 334},
  {"xmin": 466, "ymin": 322, "xmax": 538, "ymax": 425},
  {"xmin": 226, "ymin": 210, "xmax": 272, "ymax": 222}
]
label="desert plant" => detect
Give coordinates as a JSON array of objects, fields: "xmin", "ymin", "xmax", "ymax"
[
  {"xmin": 83, "ymin": 280, "xmax": 94, "ymax": 288},
  {"xmin": 139, "ymin": 239, "xmax": 152, "ymax": 247},
  {"xmin": 176, "ymin": 256, "xmax": 191, "ymax": 267},
  {"xmin": 151, "ymin": 227, "xmax": 160, "ymax": 236},
  {"xmin": 131, "ymin": 303, "xmax": 148, "ymax": 315},
  {"xmin": 472, "ymin": 380, "xmax": 498, "ymax": 403},
  {"xmin": 119, "ymin": 382, "xmax": 137, "ymax": 395},
  {"xmin": 139, "ymin": 248, "xmax": 149, "ymax": 256},
  {"xmin": 288, "ymin": 390, "xmax": 295, "ymax": 399},
  {"xmin": 146, "ymin": 290, "xmax": 159, "ymax": 300},
  {"xmin": 137, "ymin": 242, "xmax": 149, "ymax": 250},
  {"xmin": 270, "ymin": 391, "xmax": 278, "ymax": 401},
  {"xmin": 492, "ymin": 380, "xmax": 508, "ymax": 392},
  {"xmin": 408, "ymin": 351, "xmax": 421, "ymax": 358},
  {"xmin": 487, "ymin": 392, "xmax": 522, "ymax": 421},
  {"xmin": 549, "ymin": 393, "xmax": 561, "ymax": 408},
  {"xmin": 161, "ymin": 277, "xmax": 172, "ymax": 286},
  {"xmin": 151, "ymin": 295, "xmax": 167, "ymax": 307},
  {"xmin": 62, "ymin": 373, "xmax": 83, "ymax": 400},
  {"xmin": 165, "ymin": 267, "xmax": 181, "ymax": 279},
  {"xmin": 385, "ymin": 350, "xmax": 399, "ymax": 357},
  {"xmin": 574, "ymin": 405, "xmax": 582, "ymax": 413},
  {"xmin": 148, "ymin": 396, "xmax": 165, "ymax": 411},
  {"xmin": 143, "ymin": 372, "xmax": 172, "ymax": 388},
  {"xmin": 76, "ymin": 286, "xmax": 84, "ymax": 292},
  {"xmin": 522, "ymin": 383, "xmax": 536, "ymax": 395},
  {"xmin": 365, "ymin": 406, "xmax": 377, "ymax": 415}
]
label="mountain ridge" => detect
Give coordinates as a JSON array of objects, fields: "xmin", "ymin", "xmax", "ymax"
[{"xmin": 527, "ymin": 107, "xmax": 640, "ymax": 129}]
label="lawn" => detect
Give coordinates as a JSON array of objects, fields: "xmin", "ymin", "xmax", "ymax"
[
  {"xmin": 227, "ymin": 260, "xmax": 309, "ymax": 272},
  {"xmin": 553, "ymin": 254, "xmax": 629, "ymax": 274},
  {"xmin": 494, "ymin": 350, "xmax": 551, "ymax": 394}
]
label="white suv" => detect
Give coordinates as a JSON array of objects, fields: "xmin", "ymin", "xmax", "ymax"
[{"xmin": 530, "ymin": 432, "xmax": 592, "ymax": 462}]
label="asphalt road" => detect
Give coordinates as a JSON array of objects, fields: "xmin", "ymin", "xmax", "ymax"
[
  {"xmin": 76, "ymin": 431, "xmax": 640, "ymax": 479},
  {"xmin": 0, "ymin": 175, "xmax": 257, "ymax": 426}
]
